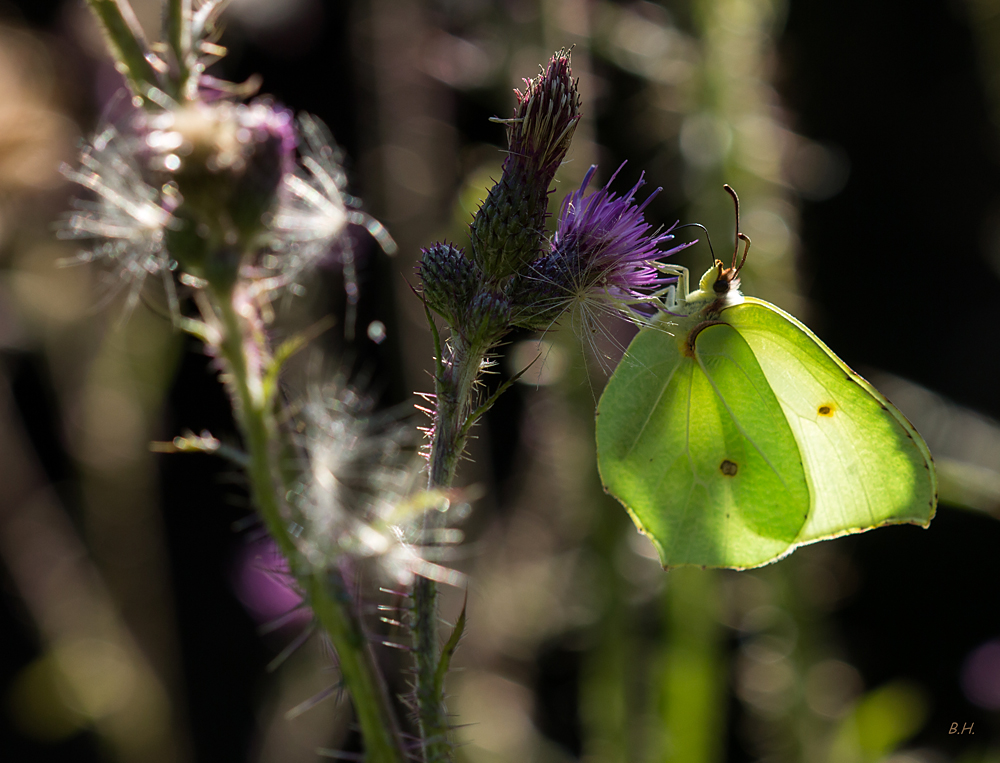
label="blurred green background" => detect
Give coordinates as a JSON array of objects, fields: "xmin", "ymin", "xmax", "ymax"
[{"xmin": 2, "ymin": 0, "xmax": 1000, "ymax": 761}]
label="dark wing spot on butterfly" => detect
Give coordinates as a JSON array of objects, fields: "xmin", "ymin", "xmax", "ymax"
[
  {"xmin": 720, "ymin": 459, "xmax": 738, "ymax": 476},
  {"xmin": 817, "ymin": 402, "xmax": 836, "ymax": 417}
]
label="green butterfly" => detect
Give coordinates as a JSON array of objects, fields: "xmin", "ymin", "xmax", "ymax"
[{"xmin": 596, "ymin": 192, "xmax": 937, "ymax": 570}]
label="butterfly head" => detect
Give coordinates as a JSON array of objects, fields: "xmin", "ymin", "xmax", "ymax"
[
  {"xmin": 710, "ymin": 258, "xmax": 742, "ymax": 295},
  {"xmin": 686, "ymin": 259, "xmax": 743, "ymax": 312},
  {"xmin": 690, "ymin": 185, "xmax": 750, "ymax": 309},
  {"xmin": 675, "ymin": 184, "xmax": 750, "ymax": 314}
]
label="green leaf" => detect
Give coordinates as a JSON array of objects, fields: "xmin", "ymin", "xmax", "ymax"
[
  {"xmin": 263, "ymin": 316, "xmax": 336, "ymax": 402},
  {"xmin": 434, "ymin": 596, "xmax": 467, "ymax": 697}
]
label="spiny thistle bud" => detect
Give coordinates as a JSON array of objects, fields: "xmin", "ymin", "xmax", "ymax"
[
  {"xmin": 506, "ymin": 253, "xmax": 572, "ymax": 331},
  {"xmin": 466, "ymin": 290, "xmax": 511, "ymax": 345},
  {"xmin": 418, "ymin": 242, "xmax": 480, "ymax": 326},
  {"xmin": 469, "ymin": 51, "xmax": 580, "ymax": 281}
]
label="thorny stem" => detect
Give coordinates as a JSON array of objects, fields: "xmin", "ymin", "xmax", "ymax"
[
  {"xmin": 415, "ymin": 335, "xmax": 489, "ymax": 762},
  {"xmin": 207, "ymin": 286, "xmax": 405, "ymax": 763}
]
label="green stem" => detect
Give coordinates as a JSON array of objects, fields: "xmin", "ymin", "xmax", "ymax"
[
  {"xmin": 309, "ymin": 573, "xmax": 404, "ymax": 763},
  {"xmin": 659, "ymin": 568, "xmax": 724, "ymax": 763},
  {"xmin": 414, "ymin": 336, "xmax": 488, "ymax": 762},
  {"xmin": 208, "ymin": 287, "xmax": 404, "ymax": 763},
  {"xmin": 428, "ymin": 338, "xmax": 484, "ymax": 487},
  {"xmin": 165, "ymin": 0, "xmax": 192, "ymax": 100},
  {"xmin": 84, "ymin": 0, "xmax": 162, "ymax": 102},
  {"xmin": 210, "ymin": 288, "xmax": 295, "ymax": 558}
]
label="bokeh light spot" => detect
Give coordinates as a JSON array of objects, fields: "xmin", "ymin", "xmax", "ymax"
[{"xmin": 962, "ymin": 638, "xmax": 1000, "ymax": 709}]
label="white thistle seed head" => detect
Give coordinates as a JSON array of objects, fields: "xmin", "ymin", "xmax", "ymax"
[
  {"xmin": 265, "ymin": 115, "xmax": 396, "ymax": 336},
  {"xmin": 291, "ymin": 383, "xmax": 464, "ymax": 587},
  {"xmin": 58, "ymin": 123, "xmax": 179, "ymax": 316}
]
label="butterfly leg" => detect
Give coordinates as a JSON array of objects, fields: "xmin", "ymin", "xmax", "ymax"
[{"xmin": 652, "ymin": 263, "xmax": 689, "ymax": 309}]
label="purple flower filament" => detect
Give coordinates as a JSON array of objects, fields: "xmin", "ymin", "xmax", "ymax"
[{"xmin": 552, "ymin": 163, "xmax": 691, "ymax": 318}]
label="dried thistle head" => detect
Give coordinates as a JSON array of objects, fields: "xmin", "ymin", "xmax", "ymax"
[
  {"xmin": 262, "ymin": 114, "xmax": 397, "ymax": 335},
  {"xmin": 60, "ymin": 105, "xmax": 394, "ymax": 325}
]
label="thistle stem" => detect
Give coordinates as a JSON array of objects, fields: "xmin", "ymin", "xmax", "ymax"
[
  {"xmin": 84, "ymin": 0, "xmax": 162, "ymax": 101},
  {"xmin": 165, "ymin": 0, "xmax": 192, "ymax": 100},
  {"xmin": 415, "ymin": 336, "xmax": 487, "ymax": 762},
  {"xmin": 208, "ymin": 286, "xmax": 405, "ymax": 763},
  {"xmin": 309, "ymin": 572, "xmax": 405, "ymax": 763},
  {"xmin": 208, "ymin": 287, "xmax": 294, "ymax": 557}
]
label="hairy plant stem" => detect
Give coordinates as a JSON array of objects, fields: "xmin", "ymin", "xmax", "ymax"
[
  {"xmin": 415, "ymin": 335, "xmax": 489, "ymax": 762},
  {"xmin": 309, "ymin": 572, "xmax": 405, "ymax": 763},
  {"xmin": 208, "ymin": 285, "xmax": 405, "ymax": 763}
]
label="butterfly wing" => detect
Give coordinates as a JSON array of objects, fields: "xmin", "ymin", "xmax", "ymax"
[
  {"xmin": 724, "ymin": 299, "xmax": 937, "ymax": 543},
  {"xmin": 597, "ymin": 318, "xmax": 810, "ymax": 568}
]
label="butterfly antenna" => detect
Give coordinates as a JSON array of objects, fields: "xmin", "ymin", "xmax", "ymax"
[
  {"xmin": 722, "ymin": 184, "xmax": 752, "ymax": 272},
  {"xmin": 723, "ymin": 184, "xmax": 740, "ymax": 268},
  {"xmin": 736, "ymin": 231, "xmax": 751, "ymax": 272},
  {"xmin": 672, "ymin": 222, "xmax": 717, "ymax": 263}
]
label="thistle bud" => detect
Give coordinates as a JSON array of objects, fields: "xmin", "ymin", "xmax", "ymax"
[
  {"xmin": 418, "ymin": 242, "xmax": 480, "ymax": 327},
  {"xmin": 507, "ymin": 253, "xmax": 573, "ymax": 331},
  {"xmin": 469, "ymin": 51, "xmax": 581, "ymax": 281},
  {"xmin": 466, "ymin": 290, "xmax": 511, "ymax": 346}
]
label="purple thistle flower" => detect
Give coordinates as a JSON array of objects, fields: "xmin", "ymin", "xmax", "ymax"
[
  {"xmin": 556, "ymin": 163, "xmax": 685, "ymax": 299},
  {"xmin": 510, "ymin": 163, "xmax": 692, "ymax": 331}
]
